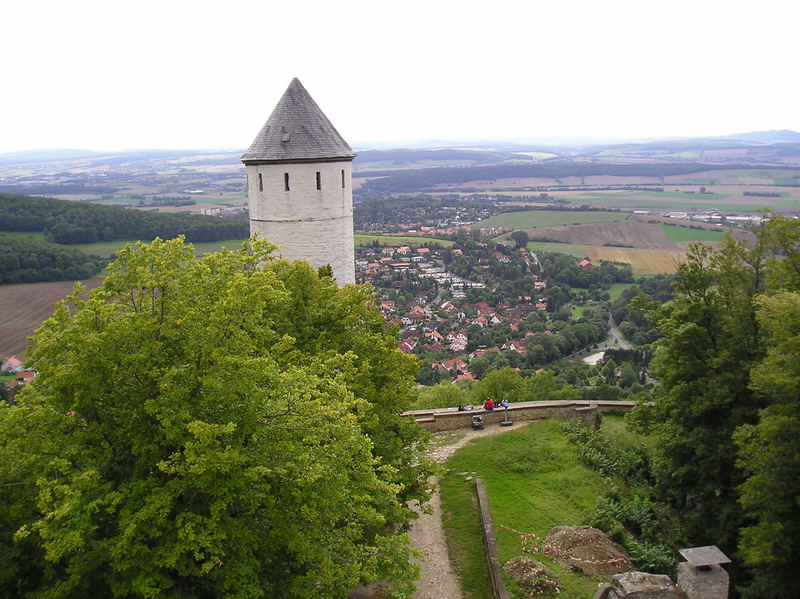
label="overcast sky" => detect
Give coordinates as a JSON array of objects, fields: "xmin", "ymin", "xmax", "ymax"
[{"xmin": 3, "ymin": 0, "xmax": 798, "ymax": 154}]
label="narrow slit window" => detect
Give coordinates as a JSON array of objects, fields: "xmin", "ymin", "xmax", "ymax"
[
  {"xmin": 258, "ymin": 173, "xmax": 263, "ymax": 192},
  {"xmin": 284, "ymin": 172, "xmax": 290, "ymax": 191},
  {"xmin": 316, "ymin": 171, "xmax": 321, "ymax": 190},
  {"xmin": 341, "ymin": 169, "xmax": 345, "ymax": 188}
]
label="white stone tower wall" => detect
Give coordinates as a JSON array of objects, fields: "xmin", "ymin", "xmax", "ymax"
[{"xmin": 247, "ymin": 160, "xmax": 355, "ymax": 285}]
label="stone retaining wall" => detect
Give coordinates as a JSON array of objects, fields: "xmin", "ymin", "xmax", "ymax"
[
  {"xmin": 475, "ymin": 478, "xmax": 512, "ymax": 599},
  {"xmin": 404, "ymin": 401, "xmax": 635, "ymax": 432}
]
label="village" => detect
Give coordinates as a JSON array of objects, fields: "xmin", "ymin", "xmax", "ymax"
[{"xmin": 353, "ymin": 224, "xmax": 627, "ymax": 385}]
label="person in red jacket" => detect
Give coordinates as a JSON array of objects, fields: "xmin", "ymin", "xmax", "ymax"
[{"xmin": 483, "ymin": 398, "xmax": 494, "ymax": 411}]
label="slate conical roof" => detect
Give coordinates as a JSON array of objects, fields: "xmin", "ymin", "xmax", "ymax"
[{"xmin": 242, "ymin": 78, "xmax": 356, "ymax": 163}]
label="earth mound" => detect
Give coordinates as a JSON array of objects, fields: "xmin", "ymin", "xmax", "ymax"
[
  {"xmin": 544, "ymin": 525, "xmax": 634, "ymax": 579},
  {"xmin": 503, "ymin": 557, "xmax": 559, "ymax": 597}
]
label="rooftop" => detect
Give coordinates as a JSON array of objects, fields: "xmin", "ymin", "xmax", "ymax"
[{"xmin": 242, "ymin": 78, "xmax": 355, "ymax": 163}]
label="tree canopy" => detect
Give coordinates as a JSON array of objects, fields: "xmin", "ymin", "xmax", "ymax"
[
  {"xmin": 0, "ymin": 237, "xmax": 433, "ymax": 599},
  {"xmin": 630, "ymin": 215, "xmax": 800, "ymax": 597},
  {"xmin": 0, "ymin": 194, "xmax": 249, "ymax": 244}
]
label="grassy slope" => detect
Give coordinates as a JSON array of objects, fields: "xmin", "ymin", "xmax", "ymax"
[
  {"xmin": 659, "ymin": 224, "xmax": 726, "ymax": 242},
  {"xmin": 526, "ymin": 241, "xmax": 585, "ymax": 258},
  {"xmin": 354, "ymin": 234, "xmax": 453, "ymax": 247},
  {"xmin": 440, "ymin": 420, "xmax": 610, "ymax": 599},
  {"xmin": 479, "ymin": 211, "xmax": 629, "ymax": 230}
]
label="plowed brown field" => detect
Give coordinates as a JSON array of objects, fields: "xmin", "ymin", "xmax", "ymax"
[
  {"xmin": 531, "ymin": 221, "xmax": 675, "ymax": 249},
  {"xmin": 0, "ymin": 278, "xmax": 103, "ymax": 360}
]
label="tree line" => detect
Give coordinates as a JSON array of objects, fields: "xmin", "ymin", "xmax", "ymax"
[
  {"xmin": 0, "ymin": 194, "xmax": 249, "ymax": 244},
  {"xmin": 0, "ymin": 234, "xmax": 105, "ymax": 284}
]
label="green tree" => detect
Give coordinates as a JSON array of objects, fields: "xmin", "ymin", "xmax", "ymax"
[
  {"xmin": 470, "ymin": 368, "xmax": 528, "ymax": 405},
  {"xmin": 510, "ymin": 230, "xmax": 530, "ymax": 249},
  {"xmin": 631, "ymin": 236, "xmax": 769, "ymax": 554},
  {"xmin": 0, "ymin": 237, "xmax": 432, "ymax": 599},
  {"xmin": 412, "ymin": 383, "xmax": 467, "ymax": 410},
  {"xmin": 734, "ymin": 291, "xmax": 800, "ymax": 598}
]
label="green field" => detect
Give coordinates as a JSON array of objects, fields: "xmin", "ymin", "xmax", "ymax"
[
  {"xmin": 354, "ymin": 234, "xmax": 453, "ymax": 247},
  {"xmin": 660, "ymin": 224, "xmax": 726, "ymax": 242},
  {"xmin": 607, "ymin": 282, "xmax": 634, "ymax": 301},
  {"xmin": 0, "ymin": 231, "xmax": 46, "ymax": 240},
  {"xmin": 526, "ymin": 241, "xmax": 585, "ymax": 258},
  {"xmin": 479, "ymin": 210, "xmax": 629, "ymax": 230},
  {"xmin": 440, "ymin": 419, "xmax": 615, "ymax": 599}
]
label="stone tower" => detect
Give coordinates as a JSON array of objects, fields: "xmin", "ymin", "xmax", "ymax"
[{"xmin": 242, "ymin": 78, "xmax": 356, "ymax": 285}]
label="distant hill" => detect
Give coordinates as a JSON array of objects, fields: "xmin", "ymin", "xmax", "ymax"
[{"xmin": 708, "ymin": 130, "xmax": 800, "ymax": 144}]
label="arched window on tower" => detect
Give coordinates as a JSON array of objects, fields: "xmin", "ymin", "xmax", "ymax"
[
  {"xmin": 258, "ymin": 173, "xmax": 263, "ymax": 192},
  {"xmin": 341, "ymin": 169, "xmax": 345, "ymax": 189},
  {"xmin": 284, "ymin": 173, "xmax": 290, "ymax": 191},
  {"xmin": 316, "ymin": 171, "xmax": 321, "ymax": 190}
]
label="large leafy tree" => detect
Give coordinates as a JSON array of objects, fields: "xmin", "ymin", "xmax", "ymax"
[
  {"xmin": 734, "ymin": 292, "xmax": 800, "ymax": 598},
  {"xmin": 631, "ymin": 216, "xmax": 800, "ymax": 596},
  {"xmin": 0, "ymin": 237, "xmax": 433, "ymax": 599},
  {"xmin": 632, "ymin": 235, "xmax": 770, "ymax": 556}
]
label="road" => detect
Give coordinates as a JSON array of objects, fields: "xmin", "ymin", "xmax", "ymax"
[{"xmin": 607, "ymin": 314, "xmax": 631, "ymax": 350}]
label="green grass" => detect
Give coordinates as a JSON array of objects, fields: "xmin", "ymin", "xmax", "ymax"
[
  {"xmin": 600, "ymin": 414, "xmax": 655, "ymax": 452},
  {"xmin": 527, "ymin": 241, "xmax": 585, "ymax": 258},
  {"xmin": 353, "ymin": 234, "xmax": 453, "ymax": 248},
  {"xmin": 607, "ymin": 283, "xmax": 633, "ymax": 302},
  {"xmin": 479, "ymin": 210, "xmax": 629, "ymax": 230},
  {"xmin": 640, "ymin": 191, "xmax": 728, "ymax": 200},
  {"xmin": 440, "ymin": 420, "xmax": 610, "ymax": 599},
  {"xmin": 0, "ymin": 231, "xmax": 46, "ymax": 240},
  {"xmin": 660, "ymin": 224, "xmax": 725, "ymax": 242}
]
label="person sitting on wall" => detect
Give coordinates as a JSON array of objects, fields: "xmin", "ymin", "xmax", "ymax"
[
  {"xmin": 501, "ymin": 398, "xmax": 509, "ymax": 409},
  {"xmin": 483, "ymin": 398, "xmax": 494, "ymax": 411}
]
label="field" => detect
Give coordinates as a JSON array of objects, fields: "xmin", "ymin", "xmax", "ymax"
[
  {"xmin": 584, "ymin": 246, "xmax": 683, "ymax": 275},
  {"xmin": 0, "ymin": 278, "xmax": 104, "ymax": 359},
  {"xmin": 353, "ymin": 234, "xmax": 453, "ymax": 247},
  {"xmin": 478, "ymin": 210, "xmax": 630, "ymax": 229},
  {"xmin": 526, "ymin": 241, "xmax": 585, "ymax": 258},
  {"xmin": 660, "ymin": 224, "xmax": 726, "ymax": 242}
]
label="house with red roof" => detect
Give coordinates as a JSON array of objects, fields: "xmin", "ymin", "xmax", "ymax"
[{"xmin": 2, "ymin": 356, "xmax": 23, "ymax": 373}]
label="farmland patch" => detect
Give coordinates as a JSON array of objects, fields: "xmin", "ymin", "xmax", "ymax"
[
  {"xmin": 526, "ymin": 241, "xmax": 585, "ymax": 258},
  {"xmin": 0, "ymin": 278, "xmax": 104, "ymax": 359},
  {"xmin": 526, "ymin": 221, "xmax": 675, "ymax": 250},
  {"xmin": 583, "ymin": 246, "xmax": 683, "ymax": 275},
  {"xmin": 660, "ymin": 224, "xmax": 726, "ymax": 242},
  {"xmin": 354, "ymin": 234, "xmax": 453, "ymax": 248},
  {"xmin": 479, "ymin": 210, "xmax": 629, "ymax": 230}
]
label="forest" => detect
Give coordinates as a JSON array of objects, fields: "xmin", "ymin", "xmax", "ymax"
[
  {"xmin": 0, "ymin": 234, "xmax": 105, "ymax": 284},
  {"xmin": 0, "ymin": 194, "xmax": 249, "ymax": 244}
]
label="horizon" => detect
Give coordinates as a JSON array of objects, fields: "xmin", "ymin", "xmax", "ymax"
[
  {"xmin": 3, "ymin": 128, "xmax": 799, "ymax": 159},
  {"xmin": 4, "ymin": 0, "xmax": 798, "ymax": 154}
]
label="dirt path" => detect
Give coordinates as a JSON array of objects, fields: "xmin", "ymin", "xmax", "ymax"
[{"xmin": 409, "ymin": 420, "xmax": 530, "ymax": 599}]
